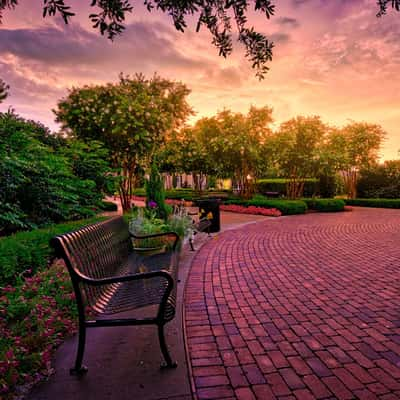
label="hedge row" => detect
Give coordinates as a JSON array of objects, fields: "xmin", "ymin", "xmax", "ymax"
[
  {"xmin": 224, "ymin": 199, "xmax": 308, "ymax": 215},
  {"xmin": 303, "ymin": 199, "xmax": 345, "ymax": 212},
  {"xmin": 256, "ymin": 179, "xmax": 318, "ymax": 197},
  {"xmin": 133, "ymin": 188, "xmax": 230, "ymax": 201},
  {"xmin": 0, "ymin": 216, "xmax": 106, "ymax": 286},
  {"xmin": 345, "ymin": 199, "xmax": 400, "ymax": 209}
]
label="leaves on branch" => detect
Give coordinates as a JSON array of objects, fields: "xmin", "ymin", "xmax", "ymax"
[
  {"xmin": 0, "ymin": 0, "xmax": 399, "ymax": 78},
  {"xmin": 0, "ymin": 79, "xmax": 10, "ymax": 103}
]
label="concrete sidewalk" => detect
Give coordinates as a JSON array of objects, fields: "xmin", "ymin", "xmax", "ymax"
[{"xmin": 28, "ymin": 211, "xmax": 268, "ymax": 400}]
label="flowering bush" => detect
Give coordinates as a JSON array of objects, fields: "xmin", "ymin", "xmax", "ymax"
[
  {"xmin": 0, "ymin": 264, "xmax": 77, "ymax": 398},
  {"xmin": 220, "ymin": 204, "xmax": 282, "ymax": 217}
]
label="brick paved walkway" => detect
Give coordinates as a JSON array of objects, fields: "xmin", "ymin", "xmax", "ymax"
[{"xmin": 184, "ymin": 208, "xmax": 400, "ymax": 400}]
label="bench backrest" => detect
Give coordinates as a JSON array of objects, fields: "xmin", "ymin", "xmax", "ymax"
[{"xmin": 51, "ymin": 217, "xmax": 132, "ymax": 312}]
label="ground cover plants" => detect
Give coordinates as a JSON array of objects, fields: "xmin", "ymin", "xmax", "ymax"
[{"xmin": 0, "ymin": 263, "xmax": 77, "ymax": 398}]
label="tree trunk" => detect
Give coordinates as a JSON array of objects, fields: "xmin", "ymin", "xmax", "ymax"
[{"xmin": 342, "ymin": 169, "xmax": 357, "ymax": 199}]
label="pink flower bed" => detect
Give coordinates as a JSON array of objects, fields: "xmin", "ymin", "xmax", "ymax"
[{"xmin": 220, "ymin": 204, "xmax": 282, "ymax": 217}]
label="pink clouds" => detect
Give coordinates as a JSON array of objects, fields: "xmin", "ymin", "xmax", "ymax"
[{"xmin": 0, "ymin": 0, "xmax": 399, "ymax": 159}]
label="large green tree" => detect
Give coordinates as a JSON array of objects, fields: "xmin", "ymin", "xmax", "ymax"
[
  {"xmin": 1, "ymin": 1, "xmax": 398, "ymax": 78},
  {"xmin": 55, "ymin": 73, "xmax": 192, "ymax": 211},
  {"xmin": 193, "ymin": 106, "xmax": 273, "ymax": 197},
  {"xmin": 273, "ymin": 116, "xmax": 327, "ymax": 199},
  {"xmin": 159, "ymin": 128, "xmax": 215, "ymax": 191},
  {"xmin": 327, "ymin": 122, "xmax": 386, "ymax": 199}
]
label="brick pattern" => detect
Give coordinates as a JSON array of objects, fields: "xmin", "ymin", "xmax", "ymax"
[{"xmin": 184, "ymin": 209, "xmax": 400, "ymax": 399}]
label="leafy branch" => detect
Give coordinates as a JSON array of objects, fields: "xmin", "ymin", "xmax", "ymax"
[{"xmin": 0, "ymin": 0, "xmax": 399, "ymax": 78}]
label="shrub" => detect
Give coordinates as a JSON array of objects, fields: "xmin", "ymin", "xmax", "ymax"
[
  {"xmin": 101, "ymin": 201, "xmax": 118, "ymax": 211},
  {"xmin": 224, "ymin": 198, "xmax": 307, "ymax": 215},
  {"xmin": 303, "ymin": 199, "xmax": 345, "ymax": 212},
  {"xmin": 344, "ymin": 199, "xmax": 400, "ymax": 209},
  {"xmin": 133, "ymin": 188, "xmax": 231, "ymax": 202},
  {"xmin": 0, "ymin": 217, "xmax": 106, "ymax": 286},
  {"xmin": 357, "ymin": 163, "xmax": 400, "ymax": 199},
  {"xmin": 256, "ymin": 178, "xmax": 318, "ymax": 198},
  {"xmin": 318, "ymin": 174, "xmax": 337, "ymax": 198},
  {"xmin": 0, "ymin": 111, "xmax": 112, "ymax": 234}
]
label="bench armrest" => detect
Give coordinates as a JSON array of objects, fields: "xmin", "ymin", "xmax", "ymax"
[{"xmin": 130, "ymin": 231, "xmax": 180, "ymax": 251}]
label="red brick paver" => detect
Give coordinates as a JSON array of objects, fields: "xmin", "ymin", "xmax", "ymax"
[{"xmin": 184, "ymin": 208, "xmax": 400, "ymax": 399}]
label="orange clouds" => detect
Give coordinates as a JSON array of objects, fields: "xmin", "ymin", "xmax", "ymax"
[{"xmin": 0, "ymin": 0, "xmax": 399, "ymax": 159}]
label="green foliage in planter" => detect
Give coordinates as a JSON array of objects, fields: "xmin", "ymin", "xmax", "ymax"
[
  {"xmin": 344, "ymin": 199, "xmax": 400, "ymax": 209},
  {"xmin": 224, "ymin": 197, "xmax": 307, "ymax": 215},
  {"xmin": 303, "ymin": 199, "xmax": 345, "ymax": 212},
  {"xmin": 0, "ymin": 217, "xmax": 106, "ymax": 286},
  {"xmin": 256, "ymin": 178, "xmax": 318, "ymax": 197}
]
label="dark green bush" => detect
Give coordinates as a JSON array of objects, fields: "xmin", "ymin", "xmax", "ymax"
[
  {"xmin": 317, "ymin": 174, "xmax": 337, "ymax": 198},
  {"xmin": 357, "ymin": 165, "xmax": 400, "ymax": 199},
  {"xmin": 133, "ymin": 188, "xmax": 231, "ymax": 202},
  {"xmin": 0, "ymin": 111, "xmax": 113, "ymax": 234},
  {"xmin": 224, "ymin": 198, "xmax": 307, "ymax": 215},
  {"xmin": 256, "ymin": 178, "xmax": 318, "ymax": 198},
  {"xmin": 0, "ymin": 217, "xmax": 106, "ymax": 286},
  {"xmin": 345, "ymin": 199, "xmax": 400, "ymax": 209},
  {"xmin": 304, "ymin": 199, "xmax": 345, "ymax": 212},
  {"xmin": 101, "ymin": 201, "xmax": 118, "ymax": 211}
]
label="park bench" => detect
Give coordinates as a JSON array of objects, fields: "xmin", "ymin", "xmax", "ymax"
[{"xmin": 50, "ymin": 216, "xmax": 180, "ymax": 376}]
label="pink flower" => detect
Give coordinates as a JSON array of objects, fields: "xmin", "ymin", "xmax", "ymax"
[{"xmin": 220, "ymin": 204, "xmax": 281, "ymax": 217}]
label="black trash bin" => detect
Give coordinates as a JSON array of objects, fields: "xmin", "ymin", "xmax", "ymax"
[{"xmin": 195, "ymin": 198, "xmax": 221, "ymax": 233}]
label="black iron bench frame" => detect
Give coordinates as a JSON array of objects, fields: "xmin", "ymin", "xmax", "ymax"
[{"xmin": 50, "ymin": 216, "xmax": 180, "ymax": 376}]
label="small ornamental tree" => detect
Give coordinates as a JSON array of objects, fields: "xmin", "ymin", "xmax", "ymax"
[
  {"xmin": 145, "ymin": 162, "xmax": 169, "ymax": 220},
  {"xmin": 55, "ymin": 73, "xmax": 192, "ymax": 211}
]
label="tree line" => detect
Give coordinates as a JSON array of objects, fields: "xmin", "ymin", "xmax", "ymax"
[{"xmin": 0, "ymin": 73, "xmax": 393, "ymax": 236}]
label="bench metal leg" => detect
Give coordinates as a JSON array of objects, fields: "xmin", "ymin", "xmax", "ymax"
[
  {"xmin": 70, "ymin": 320, "xmax": 88, "ymax": 376},
  {"xmin": 158, "ymin": 324, "xmax": 177, "ymax": 369}
]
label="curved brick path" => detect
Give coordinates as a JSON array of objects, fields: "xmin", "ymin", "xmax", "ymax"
[{"xmin": 184, "ymin": 208, "xmax": 400, "ymax": 400}]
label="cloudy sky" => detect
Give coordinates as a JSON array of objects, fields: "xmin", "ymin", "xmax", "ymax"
[{"xmin": 0, "ymin": 0, "xmax": 399, "ymax": 159}]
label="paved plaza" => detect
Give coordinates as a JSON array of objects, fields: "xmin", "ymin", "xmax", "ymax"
[{"xmin": 185, "ymin": 208, "xmax": 400, "ymax": 399}]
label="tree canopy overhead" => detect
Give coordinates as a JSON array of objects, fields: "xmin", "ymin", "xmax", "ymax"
[{"xmin": 1, "ymin": 1, "xmax": 399, "ymax": 79}]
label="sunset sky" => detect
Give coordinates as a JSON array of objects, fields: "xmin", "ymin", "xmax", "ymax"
[{"xmin": 0, "ymin": 0, "xmax": 399, "ymax": 160}]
